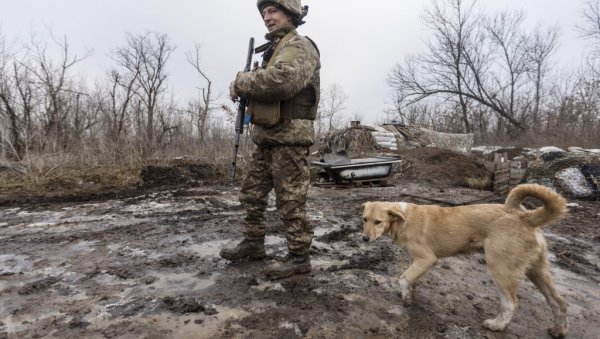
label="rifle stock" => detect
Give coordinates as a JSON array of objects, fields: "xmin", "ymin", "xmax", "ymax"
[{"xmin": 230, "ymin": 37, "xmax": 255, "ymax": 181}]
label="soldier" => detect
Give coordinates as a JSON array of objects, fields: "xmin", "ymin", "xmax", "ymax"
[{"xmin": 221, "ymin": 0, "xmax": 320, "ymax": 280}]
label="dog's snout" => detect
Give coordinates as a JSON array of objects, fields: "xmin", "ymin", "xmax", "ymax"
[{"xmin": 362, "ymin": 235, "xmax": 370, "ymax": 242}]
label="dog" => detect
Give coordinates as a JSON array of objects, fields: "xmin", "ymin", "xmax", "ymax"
[{"xmin": 361, "ymin": 184, "xmax": 569, "ymax": 337}]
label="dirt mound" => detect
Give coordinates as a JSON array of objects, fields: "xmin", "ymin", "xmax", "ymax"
[
  {"xmin": 398, "ymin": 148, "xmax": 491, "ymax": 188},
  {"xmin": 0, "ymin": 166, "xmax": 142, "ymax": 206},
  {"xmin": 141, "ymin": 161, "xmax": 215, "ymax": 187},
  {"xmin": 0, "ymin": 160, "xmax": 219, "ymax": 206}
]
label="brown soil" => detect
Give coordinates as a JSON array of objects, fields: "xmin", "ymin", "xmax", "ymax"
[
  {"xmin": 398, "ymin": 148, "xmax": 492, "ymax": 188},
  {"xmin": 0, "ymin": 149, "xmax": 598, "ymax": 338}
]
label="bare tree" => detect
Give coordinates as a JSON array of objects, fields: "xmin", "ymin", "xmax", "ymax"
[
  {"xmin": 156, "ymin": 94, "xmax": 180, "ymax": 146},
  {"xmin": 104, "ymin": 67, "xmax": 139, "ymax": 141},
  {"xmin": 112, "ymin": 32, "xmax": 174, "ymax": 150},
  {"xmin": 186, "ymin": 43, "xmax": 216, "ymax": 141},
  {"xmin": 387, "ymin": 0, "xmax": 484, "ymax": 132},
  {"xmin": 387, "ymin": 1, "xmax": 560, "ymax": 135},
  {"xmin": 316, "ymin": 82, "xmax": 347, "ymax": 136},
  {"xmin": 0, "ymin": 32, "xmax": 22, "ymax": 159},
  {"xmin": 526, "ymin": 24, "xmax": 560, "ymax": 130},
  {"xmin": 424, "ymin": 0, "xmax": 479, "ymax": 132},
  {"xmin": 69, "ymin": 85, "xmax": 98, "ymax": 144},
  {"xmin": 24, "ymin": 31, "xmax": 91, "ymax": 149},
  {"xmin": 578, "ymin": 0, "xmax": 600, "ymax": 80},
  {"xmin": 561, "ymin": 0, "xmax": 600, "ymax": 145},
  {"xmin": 578, "ymin": 0, "xmax": 600, "ymax": 55},
  {"xmin": 483, "ymin": 10, "xmax": 531, "ymax": 127},
  {"xmin": 12, "ymin": 57, "xmax": 36, "ymax": 138}
]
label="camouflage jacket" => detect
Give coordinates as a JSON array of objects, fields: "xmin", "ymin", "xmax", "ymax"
[{"xmin": 235, "ymin": 26, "xmax": 320, "ymax": 146}]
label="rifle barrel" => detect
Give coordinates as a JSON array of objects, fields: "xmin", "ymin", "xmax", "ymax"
[{"xmin": 230, "ymin": 37, "xmax": 255, "ymax": 181}]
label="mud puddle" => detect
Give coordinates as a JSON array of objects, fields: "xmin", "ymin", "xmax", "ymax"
[{"xmin": 0, "ymin": 181, "xmax": 599, "ymax": 338}]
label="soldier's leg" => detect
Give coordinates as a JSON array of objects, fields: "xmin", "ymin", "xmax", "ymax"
[
  {"xmin": 272, "ymin": 145, "xmax": 312, "ymax": 255},
  {"xmin": 220, "ymin": 146, "xmax": 273, "ymax": 261},
  {"xmin": 240, "ymin": 146, "xmax": 274, "ymax": 240},
  {"xmin": 263, "ymin": 146, "xmax": 312, "ymax": 279}
]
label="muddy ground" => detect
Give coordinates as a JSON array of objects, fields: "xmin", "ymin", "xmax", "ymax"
[{"xmin": 1, "ymin": 152, "xmax": 599, "ymax": 338}]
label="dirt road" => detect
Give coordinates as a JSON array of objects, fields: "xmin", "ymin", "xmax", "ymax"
[{"xmin": 1, "ymin": 180, "xmax": 599, "ymax": 338}]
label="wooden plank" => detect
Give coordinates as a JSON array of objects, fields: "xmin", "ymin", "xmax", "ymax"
[
  {"xmin": 494, "ymin": 170, "xmax": 510, "ymax": 180},
  {"xmin": 493, "ymin": 152, "xmax": 508, "ymax": 163},
  {"xmin": 509, "ymin": 175, "xmax": 524, "ymax": 180},
  {"xmin": 494, "ymin": 166, "xmax": 510, "ymax": 193},
  {"xmin": 497, "ymin": 162, "xmax": 510, "ymax": 170},
  {"xmin": 509, "ymin": 167, "xmax": 526, "ymax": 187},
  {"xmin": 484, "ymin": 162, "xmax": 496, "ymax": 173},
  {"xmin": 495, "ymin": 186, "xmax": 509, "ymax": 194}
]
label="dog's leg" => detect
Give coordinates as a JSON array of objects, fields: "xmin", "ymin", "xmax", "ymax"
[
  {"xmin": 526, "ymin": 255, "xmax": 569, "ymax": 338},
  {"xmin": 482, "ymin": 273, "xmax": 518, "ymax": 332},
  {"xmin": 399, "ymin": 254, "xmax": 437, "ymax": 306},
  {"xmin": 481, "ymin": 242, "xmax": 525, "ymax": 333},
  {"xmin": 482, "ymin": 236, "xmax": 530, "ymax": 332}
]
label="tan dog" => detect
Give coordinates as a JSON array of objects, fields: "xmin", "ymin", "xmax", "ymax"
[{"xmin": 361, "ymin": 184, "xmax": 569, "ymax": 337}]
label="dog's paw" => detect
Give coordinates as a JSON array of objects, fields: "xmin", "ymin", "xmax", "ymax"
[
  {"xmin": 548, "ymin": 325, "xmax": 568, "ymax": 338},
  {"xmin": 399, "ymin": 279, "xmax": 414, "ymax": 306},
  {"xmin": 482, "ymin": 319, "xmax": 506, "ymax": 332},
  {"xmin": 401, "ymin": 293, "xmax": 413, "ymax": 306}
]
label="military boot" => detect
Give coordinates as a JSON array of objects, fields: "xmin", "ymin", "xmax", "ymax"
[
  {"xmin": 264, "ymin": 253, "xmax": 311, "ymax": 280},
  {"xmin": 219, "ymin": 239, "xmax": 266, "ymax": 261}
]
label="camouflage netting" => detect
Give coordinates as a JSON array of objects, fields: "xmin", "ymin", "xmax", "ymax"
[
  {"xmin": 320, "ymin": 126, "xmax": 390, "ymax": 159},
  {"xmin": 525, "ymin": 152, "xmax": 600, "ymax": 200},
  {"xmin": 318, "ymin": 124, "xmax": 474, "ymax": 159},
  {"xmin": 392, "ymin": 125, "xmax": 432, "ymax": 148},
  {"xmin": 417, "ymin": 127, "xmax": 474, "ymax": 153}
]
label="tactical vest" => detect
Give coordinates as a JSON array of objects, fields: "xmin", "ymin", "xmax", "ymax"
[{"xmin": 249, "ymin": 30, "xmax": 320, "ymax": 127}]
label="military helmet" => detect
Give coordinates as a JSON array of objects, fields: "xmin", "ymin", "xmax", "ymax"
[{"xmin": 257, "ymin": 0, "xmax": 304, "ymax": 19}]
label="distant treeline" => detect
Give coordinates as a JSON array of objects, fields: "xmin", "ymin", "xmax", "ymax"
[
  {"xmin": 1, "ymin": 0, "xmax": 599, "ymax": 170},
  {"xmin": 386, "ymin": 0, "xmax": 600, "ymax": 147}
]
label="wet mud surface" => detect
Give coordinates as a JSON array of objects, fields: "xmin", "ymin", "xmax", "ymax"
[{"xmin": 1, "ymin": 180, "xmax": 599, "ymax": 338}]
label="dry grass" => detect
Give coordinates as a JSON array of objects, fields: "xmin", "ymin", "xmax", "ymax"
[
  {"xmin": 0, "ymin": 132, "xmax": 255, "ymax": 196},
  {"xmin": 0, "ymin": 148, "xmax": 140, "ymax": 196},
  {"xmin": 148, "ymin": 134, "xmax": 254, "ymax": 181},
  {"xmin": 0, "ymin": 163, "xmax": 140, "ymax": 196},
  {"xmin": 465, "ymin": 175, "xmax": 492, "ymax": 190}
]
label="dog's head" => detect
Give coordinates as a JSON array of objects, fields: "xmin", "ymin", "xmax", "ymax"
[{"xmin": 361, "ymin": 201, "xmax": 407, "ymax": 242}]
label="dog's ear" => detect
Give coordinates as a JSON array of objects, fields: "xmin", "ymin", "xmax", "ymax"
[
  {"xmin": 388, "ymin": 206, "xmax": 406, "ymax": 222},
  {"xmin": 361, "ymin": 201, "xmax": 370, "ymax": 210}
]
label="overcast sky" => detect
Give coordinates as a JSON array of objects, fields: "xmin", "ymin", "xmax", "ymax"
[{"xmin": 0, "ymin": 0, "xmax": 589, "ymax": 124}]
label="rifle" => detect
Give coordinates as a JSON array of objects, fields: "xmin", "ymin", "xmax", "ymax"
[{"xmin": 230, "ymin": 37, "xmax": 255, "ymax": 181}]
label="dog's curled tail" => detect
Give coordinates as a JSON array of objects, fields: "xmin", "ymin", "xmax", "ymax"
[{"xmin": 504, "ymin": 184, "xmax": 568, "ymax": 227}]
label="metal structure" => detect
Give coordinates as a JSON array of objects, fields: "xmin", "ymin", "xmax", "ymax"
[{"xmin": 311, "ymin": 156, "xmax": 403, "ymax": 184}]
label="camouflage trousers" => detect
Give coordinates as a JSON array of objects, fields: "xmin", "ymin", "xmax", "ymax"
[{"xmin": 240, "ymin": 145, "xmax": 313, "ymax": 255}]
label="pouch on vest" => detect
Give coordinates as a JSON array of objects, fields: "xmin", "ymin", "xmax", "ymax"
[{"xmin": 248, "ymin": 100, "xmax": 281, "ymax": 127}]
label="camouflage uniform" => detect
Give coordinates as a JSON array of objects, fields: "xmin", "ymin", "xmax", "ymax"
[{"xmin": 234, "ymin": 25, "xmax": 320, "ymax": 256}]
